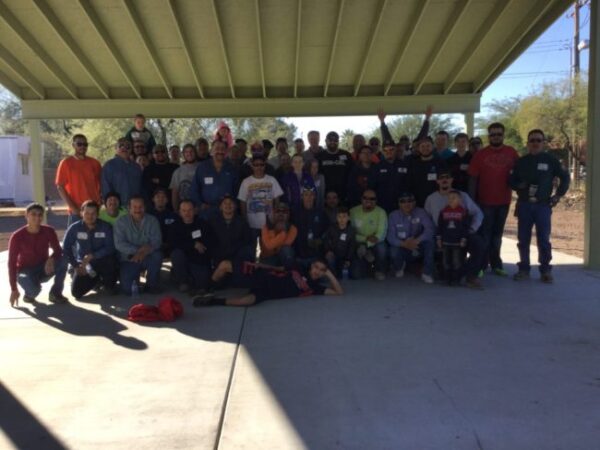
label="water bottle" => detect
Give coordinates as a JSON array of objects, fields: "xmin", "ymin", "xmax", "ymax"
[
  {"xmin": 131, "ymin": 280, "xmax": 139, "ymax": 299},
  {"xmin": 85, "ymin": 263, "xmax": 97, "ymax": 278}
]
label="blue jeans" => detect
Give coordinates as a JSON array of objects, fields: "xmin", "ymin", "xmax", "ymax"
[
  {"xmin": 479, "ymin": 204, "xmax": 509, "ymax": 270},
  {"xmin": 260, "ymin": 245, "xmax": 295, "ymax": 270},
  {"xmin": 351, "ymin": 241, "xmax": 387, "ymax": 279},
  {"xmin": 119, "ymin": 251, "xmax": 163, "ymax": 295},
  {"xmin": 17, "ymin": 256, "xmax": 68, "ymax": 298},
  {"xmin": 516, "ymin": 202, "xmax": 552, "ymax": 274},
  {"xmin": 170, "ymin": 248, "xmax": 210, "ymax": 289},
  {"xmin": 389, "ymin": 240, "xmax": 435, "ymax": 276}
]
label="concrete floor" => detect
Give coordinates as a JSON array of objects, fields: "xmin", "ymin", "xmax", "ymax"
[{"xmin": 1, "ymin": 239, "xmax": 599, "ymax": 450}]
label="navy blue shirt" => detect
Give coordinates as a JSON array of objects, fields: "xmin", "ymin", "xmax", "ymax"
[{"xmin": 62, "ymin": 219, "xmax": 115, "ymax": 266}]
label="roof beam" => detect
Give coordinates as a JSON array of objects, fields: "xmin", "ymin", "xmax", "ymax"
[
  {"xmin": 0, "ymin": 43, "xmax": 44, "ymax": 99},
  {"xmin": 353, "ymin": 0, "xmax": 388, "ymax": 96},
  {"xmin": 0, "ymin": 69, "xmax": 22, "ymax": 99},
  {"xmin": 210, "ymin": 0, "xmax": 236, "ymax": 98},
  {"xmin": 478, "ymin": 0, "xmax": 572, "ymax": 92},
  {"xmin": 384, "ymin": 0, "xmax": 429, "ymax": 96},
  {"xmin": 443, "ymin": 0, "xmax": 513, "ymax": 94},
  {"xmin": 413, "ymin": 0, "xmax": 473, "ymax": 95},
  {"xmin": 473, "ymin": 0, "xmax": 558, "ymax": 93},
  {"xmin": 78, "ymin": 0, "xmax": 141, "ymax": 98},
  {"xmin": 32, "ymin": 0, "xmax": 109, "ymax": 99},
  {"xmin": 324, "ymin": 0, "xmax": 346, "ymax": 97},
  {"xmin": 0, "ymin": 2, "xmax": 78, "ymax": 99},
  {"xmin": 255, "ymin": 0, "xmax": 267, "ymax": 98},
  {"xmin": 293, "ymin": 0, "xmax": 302, "ymax": 98},
  {"xmin": 121, "ymin": 0, "xmax": 173, "ymax": 98},
  {"xmin": 166, "ymin": 0, "xmax": 204, "ymax": 98}
]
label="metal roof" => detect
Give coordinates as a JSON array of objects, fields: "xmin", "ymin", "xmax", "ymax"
[{"xmin": 0, "ymin": 0, "xmax": 573, "ymax": 118}]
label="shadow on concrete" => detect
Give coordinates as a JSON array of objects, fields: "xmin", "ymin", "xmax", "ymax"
[
  {"xmin": 0, "ymin": 382, "xmax": 67, "ymax": 450},
  {"xmin": 18, "ymin": 302, "xmax": 147, "ymax": 351}
]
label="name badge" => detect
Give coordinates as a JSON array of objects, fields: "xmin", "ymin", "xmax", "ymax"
[
  {"xmin": 460, "ymin": 164, "xmax": 469, "ymax": 171},
  {"xmin": 427, "ymin": 173, "xmax": 437, "ymax": 181},
  {"xmin": 340, "ymin": 233, "xmax": 347, "ymax": 241},
  {"xmin": 204, "ymin": 177, "xmax": 214, "ymax": 184},
  {"xmin": 308, "ymin": 232, "xmax": 314, "ymax": 240},
  {"xmin": 397, "ymin": 231, "xmax": 407, "ymax": 239},
  {"xmin": 165, "ymin": 218, "xmax": 175, "ymax": 225},
  {"xmin": 380, "ymin": 169, "xmax": 388, "ymax": 174},
  {"xmin": 315, "ymin": 180, "xmax": 321, "ymax": 187},
  {"xmin": 340, "ymin": 155, "xmax": 347, "ymax": 161},
  {"xmin": 398, "ymin": 167, "xmax": 407, "ymax": 174},
  {"xmin": 411, "ymin": 218, "xmax": 420, "ymax": 224},
  {"xmin": 77, "ymin": 232, "xmax": 88, "ymax": 240},
  {"xmin": 94, "ymin": 232, "xmax": 106, "ymax": 238},
  {"xmin": 537, "ymin": 163, "xmax": 548, "ymax": 171},
  {"xmin": 192, "ymin": 229, "xmax": 202, "ymax": 239}
]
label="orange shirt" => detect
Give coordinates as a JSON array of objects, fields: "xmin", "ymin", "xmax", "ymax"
[
  {"xmin": 260, "ymin": 224, "xmax": 298, "ymax": 258},
  {"xmin": 55, "ymin": 156, "xmax": 102, "ymax": 212}
]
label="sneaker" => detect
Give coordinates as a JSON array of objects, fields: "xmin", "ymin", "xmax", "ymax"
[
  {"xmin": 49, "ymin": 292, "xmax": 68, "ymax": 304},
  {"xmin": 492, "ymin": 268, "xmax": 508, "ymax": 277},
  {"xmin": 477, "ymin": 269, "xmax": 484, "ymax": 278},
  {"xmin": 22, "ymin": 295, "xmax": 36, "ymax": 303},
  {"xmin": 395, "ymin": 269, "xmax": 405, "ymax": 278},
  {"xmin": 466, "ymin": 278, "xmax": 484, "ymax": 290},
  {"xmin": 540, "ymin": 273, "xmax": 554, "ymax": 284},
  {"xmin": 192, "ymin": 292, "xmax": 215, "ymax": 307},
  {"xmin": 421, "ymin": 274, "xmax": 434, "ymax": 284},
  {"xmin": 513, "ymin": 271, "xmax": 530, "ymax": 281},
  {"xmin": 375, "ymin": 271, "xmax": 385, "ymax": 281},
  {"xmin": 178, "ymin": 283, "xmax": 190, "ymax": 293}
]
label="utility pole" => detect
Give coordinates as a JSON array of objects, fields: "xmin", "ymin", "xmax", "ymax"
[{"xmin": 575, "ymin": 0, "xmax": 581, "ymax": 76}]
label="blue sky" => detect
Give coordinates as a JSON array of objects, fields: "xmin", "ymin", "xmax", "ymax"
[{"xmin": 288, "ymin": 2, "xmax": 591, "ymax": 138}]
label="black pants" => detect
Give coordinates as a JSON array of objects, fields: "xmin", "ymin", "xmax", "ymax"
[
  {"xmin": 443, "ymin": 245, "xmax": 465, "ymax": 282},
  {"xmin": 71, "ymin": 255, "xmax": 118, "ymax": 299}
]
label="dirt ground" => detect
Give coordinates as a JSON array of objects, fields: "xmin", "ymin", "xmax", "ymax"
[{"xmin": 0, "ymin": 193, "xmax": 586, "ymax": 258}]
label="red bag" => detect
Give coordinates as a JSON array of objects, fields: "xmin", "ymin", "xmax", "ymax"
[
  {"xmin": 157, "ymin": 297, "xmax": 184, "ymax": 321},
  {"xmin": 127, "ymin": 304, "xmax": 162, "ymax": 322}
]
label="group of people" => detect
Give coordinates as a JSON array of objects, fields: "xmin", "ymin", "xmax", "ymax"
[{"xmin": 8, "ymin": 110, "xmax": 570, "ymax": 308}]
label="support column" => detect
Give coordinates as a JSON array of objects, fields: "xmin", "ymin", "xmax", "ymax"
[
  {"xmin": 464, "ymin": 112, "xmax": 474, "ymax": 137},
  {"xmin": 29, "ymin": 119, "xmax": 46, "ymax": 208},
  {"xmin": 585, "ymin": 0, "xmax": 600, "ymax": 269}
]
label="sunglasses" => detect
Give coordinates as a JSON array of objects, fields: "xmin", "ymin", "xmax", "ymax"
[
  {"xmin": 362, "ymin": 196, "xmax": 376, "ymax": 201},
  {"xmin": 75, "ymin": 142, "xmax": 88, "ymax": 147},
  {"xmin": 489, "ymin": 133, "xmax": 503, "ymax": 138},
  {"xmin": 528, "ymin": 138, "xmax": 544, "ymax": 143}
]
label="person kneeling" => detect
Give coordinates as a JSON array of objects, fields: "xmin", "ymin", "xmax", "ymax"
[
  {"xmin": 63, "ymin": 200, "xmax": 118, "ymax": 299},
  {"xmin": 195, "ymin": 259, "xmax": 342, "ymax": 307},
  {"xmin": 259, "ymin": 203, "xmax": 297, "ymax": 269}
]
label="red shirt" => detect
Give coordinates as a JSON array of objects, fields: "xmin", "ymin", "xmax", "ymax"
[
  {"xmin": 8, "ymin": 225, "xmax": 62, "ymax": 290},
  {"xmin": 468, "ymin": 145, "xmax": 518, "ymax": 205}
]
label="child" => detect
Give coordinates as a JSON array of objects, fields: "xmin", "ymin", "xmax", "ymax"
[
  {"xmin": 125, "ymin": 113, "xmax": 156, "ymax": 155},
  {"xmin": 437, "ymin": 190, "xmax": 470, "ymax": 285},
  {"xmin": 323, "ymin": 207, "xmax": 357, "ymax": 278}
]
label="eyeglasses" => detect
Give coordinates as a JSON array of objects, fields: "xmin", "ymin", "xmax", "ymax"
[
  {"xmin": 362, "ymin": 196, "xmax": 376, "ymax": 201},
  {"xmin": 528, "ymin": 138, "xmax": 544, "ymax": 143},
  {"xmin": 489, "ymin": 133, "xmax": 503, "ymax": 138},
  {"xmin": 75, "ymin": 142, "xmax": 88, "ymax": 147}
]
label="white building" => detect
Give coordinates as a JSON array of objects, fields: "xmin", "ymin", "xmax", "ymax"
[{"xmin": 0, "ymin": 135, "xmax": 33, "ymax": 205}]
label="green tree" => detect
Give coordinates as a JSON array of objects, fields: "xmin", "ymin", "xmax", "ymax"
[
  {"xmin": 476, "ymin": 97, "xmax": 524, "ymax": 151},
  {"xmin": 373, "ymin": 114, "xmax": 461, "ymax": 142},
  {"xmin": 340, "ymin": 129, "xmax": 355, "ymax": 150}
]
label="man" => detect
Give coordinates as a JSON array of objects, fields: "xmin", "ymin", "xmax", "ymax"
[
  {"xmin": 170, "ymin": 143, "xmax": 198, "ymax": 210},
  {"xmin": 293, "ymin": 138, "xmax": 305, "ymax": 156},
  {"xmin": 142, "ymin": 144, "xmax": 179, "ymax": 204},
  {"xmin": 148, "ymin": 188, "xmax": 178, "ymax": 253},
  {"xmin": 369, "ymin": 136, "xmax": 381, "ymax": 157},
  {"xmin": 447, "ymin": 133, "xmax": 472, "ymax": 192},
  {"xmin": 190, "ymin": 140, "xmax": 238, "ymax": 219},
  {"xmin": 125, "ymin": 113, "xmax": 156, "ymax": 155},
  {"xmin": 435, "ymin": 131, "xmax": 454, "ymax": 160},
  {"xmin": 468, "ymin": 122, "xmax": 519, "ymax": 276},
  {"xmin": 424, "ymin": 169, "xmax": 485, "ymax": 289},
  {"xmin": 235, "ymin": 138, "xmax": 248, "ymax": 157},
  {"xmin": 291, "ymin": 187, "xmax": 329, "ymax": 267},
  {"xmin": 132, "ymin": 139, "xmax": 148, "ymax": 160},
  {"xmin": 8, "ymin": 203, "xmax": 68, "ymax": 306},
  {"xmin": 196, "ymin": 137, "xmax": 211, "ymax": 162},
  {"xmin": 509, "ymin": 129, "xmax": 570, "ymax": 283},
  {"xmin": 98, "ymin": 191, "xmax": 127, "ymax": 226},
  {"xmin": 408, "ymin": 136, "xmax": 447, "ymax": 207},
  {"xmin": 55, "ymin": 134, "xmax": 102, "ymax": 226},
  {"xmin": 168, "ymin": 199, "xmax": 211, "ymax": 293},
  {"xmin": 169, "ymin": 145, "xmax": 181, "ymax": 165},
  {"xmin": 197, "ymin": 259, "xmax": 343, "ymax": 307},
  {"xmin": 373, "ymin": 139, "xmax": 410, "ymax": 214},
  {"xmin": 387, "ymin": 193, "xmax": 435, "ymax": 283},
  {"xmin": 238, "ymin": 154, "xmax": 284, "ymax": 236},
  {"xmin": 113, "ymin": 196, "xmax": 163, "ymax": 295},
  {"xmin": 350, "ymin": 189, "xmax": 388, "ymax": 280},
  {"xmin": 62, "ymin": 200, "xmax": 117, "ymax": 299},
  {"xmin": 317, "ymin": 131, "xmax": 353, "ymax": 202},
  {"xmin": 302, "ymin": 130, "xmax": 324, "ymax": 165},
  {"xmin": 268, "ymin": 137, "xmax": 290, "ymax": 170},
  {"xmin": 101, "ymin": 137, "xmax": 142, "ymax": 206}
]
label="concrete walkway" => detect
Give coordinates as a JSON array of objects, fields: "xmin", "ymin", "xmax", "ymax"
[{"xmin": 1, "ymin": 239, "xmax": 599, "ymax": 450}]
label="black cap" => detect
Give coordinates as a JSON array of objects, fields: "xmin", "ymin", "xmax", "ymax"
[
  {"xmin": 262, "ymin": 139, "xmax": 274, "ymax": 149},
  {"xmin": 398, "ymin": 192, "xmax": 415, "ymax": 202},
  {"xmin": 382, "ymin": 138, "xmax": 396, "ymax": 148},
  {"xmin": 326, "ymin": 131, "xmax": 339, "ymax": 140}
]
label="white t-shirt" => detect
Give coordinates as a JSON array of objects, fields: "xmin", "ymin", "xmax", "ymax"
[
  {"xmin": 169, "ymin": 162, "xmax": 198, "ymax": 201},
  {"xmin": 237, "ymin": 175, "xmax": 283, "ymax": 229}
]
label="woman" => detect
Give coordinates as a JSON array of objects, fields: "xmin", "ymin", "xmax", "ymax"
[{"xmin": 280, "ymin": 154, "xmax": 315, "ymax": 212}]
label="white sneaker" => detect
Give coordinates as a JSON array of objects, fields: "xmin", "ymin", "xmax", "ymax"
[
  {"xmin": 395, "ymin": 269, "xmax": 404, "ymax": 278},
  {"xmin": 421, "ymin": 274, "xmax": 434, "ymax": 284},
  {"xmin": 375, "ymin": 271, "xmax": 385, "ymax": 281}
]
